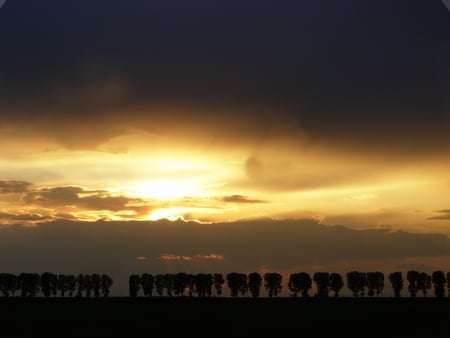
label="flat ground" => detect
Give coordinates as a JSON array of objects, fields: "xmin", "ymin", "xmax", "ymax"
[{"xmin": 1, "ymin": 297, "xmax": 449, "ymax": 337}]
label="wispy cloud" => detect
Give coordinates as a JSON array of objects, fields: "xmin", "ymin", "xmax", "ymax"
[
  {"xmin": 157, "ymin": 254, "xmax": 193, "ymax": 261},
  {"xmin": 23, "ymin": 186, "xmax": 152, "ymax": 217},
  {"xmin": 0, "ymin": 180, "xmax": 33, "ymax": 193},
  {"xmin": 221, "ymin": 195, "xmax": 267, "ymax": 204},
  {"xmin": 0, "ymin": 211, "xmax": 50, "ymax": 222},
  {"xmin": 157, "ymin": 253, "xmax": 224, "ymax": 261},
  {"xmin": 428, "ymin": 210, "xmax": 450, "ymax": 220}
]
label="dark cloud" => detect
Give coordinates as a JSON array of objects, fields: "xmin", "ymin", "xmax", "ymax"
[
  {"xmin": 428, "ymin": 210, "xmax": 450, "ymax": 220},
  {"xmin": 221, "ymin": 195, "xmax": 267, "ymax": 204},
  {"xmin": 0, "ymin": 218, "xmax": 449, "ymax": 295},
  {"xmin": 0, "ymin": 180, "xmax": 33, "ymax": 193},
  {"xmin": 0, "ymin": 211, "xmax": 50, "ymax": 222},
  {"xmin": 23, "ymin": 186, "xmax": 151, "ymax": 215},
  {"xmin": 0, "ymin": 0, "xmax": 448, "ymax": 156}
]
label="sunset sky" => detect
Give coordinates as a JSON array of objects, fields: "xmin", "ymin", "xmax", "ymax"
[{"xmin": 1, "ymin": 0, "xmax": 450, "ymax": 295}]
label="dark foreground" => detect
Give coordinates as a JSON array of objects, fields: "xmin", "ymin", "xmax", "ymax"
[{"xmin": 1, "ymin": 297, "xmax": 450, "ymax": 337}]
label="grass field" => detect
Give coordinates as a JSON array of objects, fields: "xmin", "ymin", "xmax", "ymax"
[{"xmin": 1, "ymin": 296, "xmax": 450, "ymax": 337}]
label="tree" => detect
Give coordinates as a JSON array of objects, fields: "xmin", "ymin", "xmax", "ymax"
[
  {"xmin": 84, "ymin": 275, "xmax": 93, "ymax": 298},
  {"xmin": 313, "ymin": 272, "xmax": 330, "ymax": 297},
  {"xmin": 154, "ymin": 274, "xmax": 165, "ymax": 296},
  {"xmin": 65, "ymin": 274, "xmax": 77, "ymax": 297},
  {"xmin": 288, "ymin": 273, "xmax": 301, "ymax": 297},
  {"xmin": 92, "ymin": 274, "xmax": 101, "ymax": 298},
  {"xmin": 226, "ymin": 272, "xmax": 247, "ymax": 298},
  {"xmin": 18, "ymin": 273, "xmax": 40, "ymax": 297},
  {"xmin": 406, "ymin": 270, "xmax": 420, "ymax": 297},
  {"xmin": 164, "ymin": 273, "xmax": 174, "ymax": 297},
  {"xmin": 263, "ymin": 272, "xmax": 282, "ymax": 298},
  {"xmin": 57, "ymin": 274, "xmax": 67, "ymax": 297},
  {"xmin": 346, "ymin": 271, "xmax": 367, "ymax": 297},
  {"xmin": 329, "ymin": 273, "xmax": 344, "ymax": 298},
  {"xmin": 431, "ymin": 270, "xmax": 446, "ymax": 298},
  {"xmin": 417, "ymin": 272, "xmax": 431, "ymax": 297},
  {"xmin": 366, "ymin": 272, "xmax": 384, "ymax": 297},
  {"xmin": 298, "ymin": 272, "xmax": 313, "ymax": 297},
  {"xmin": 172, "ymin": 273, "xmax": 187, "ymax": 297},
  {"xmin": 389, "ymin": 272, "xmax": 403, "ymax": 297},
  {"xmin": 76, "ymin": 274, "xmax": 85, "ymax": 297},
  {"xmin": 196, "ymin": 273, "xmax": 213, "ymax": 297},
  {"xmin": 186, "ymin": 274, "xmax": 196, "ymax": 297},
  {"xmin": 141, "ymin": 273, "xmax": 154, "ymax": 297},
  {"xmin": 248, "ymin": 272, "xmax": 263, "ymax": 298},
  {"xmin": 213, "ymin": 273, "xmax": 225, "ymax": 297},
  {"xmin": 446, "ymin": 272, "xmax": 450, "ymax": 297},
  {"xmin": 40, "ymin": 272, "xmax": 57, "ymax": 298},
  {"xmin": 129, "ymin": 274, "xmax": 141, "ymax": 297},
  {"xmin": 100, "ymin": 274, "xmax": 113, "ymax": 297},
  {"xmin": 0, "ymin": 273, "xmax": 18, "ymax": 297}
]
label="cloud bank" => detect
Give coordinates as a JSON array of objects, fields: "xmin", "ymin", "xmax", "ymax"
[{"xmin": 1, "ymin": 218, "xmax": 450, "ymax": 295}]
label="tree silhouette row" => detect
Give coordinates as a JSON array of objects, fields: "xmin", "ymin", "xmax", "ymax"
[
  {"xmin": 0, "ymin": 272, "xmax": 113, "ymax": 298},
  {"xmin": 1, "ymin": 270, "xmax": 449, "ymax": 298},
  {"xmin": 127, "ymin": 270, "xmax": 450, "ymax": 298}
]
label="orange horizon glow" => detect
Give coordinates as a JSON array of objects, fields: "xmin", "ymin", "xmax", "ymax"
[{"xmin": 1, "ymin": 134, "xmax": 450, "ymax": 236}]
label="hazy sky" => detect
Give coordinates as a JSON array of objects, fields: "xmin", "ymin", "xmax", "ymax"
[{"xmin": 0, "ymin": 0, "xmax": 449, "ymax": 295}]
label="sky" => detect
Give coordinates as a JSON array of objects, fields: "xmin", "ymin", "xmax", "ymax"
[{"xmin": 0, "ymin": 0, "xmax": 450, "ymax": 296}]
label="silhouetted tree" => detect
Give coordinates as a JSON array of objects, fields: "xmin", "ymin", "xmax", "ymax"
[
  {"xmin": 366, "ymin": 272, "xmax": 384, "ymax": 297},
  {"xmin": 92, "ymin": 274, "xmax": 101, "ymax": 298},
  {"xmin": 297, "ymin": 272, "xmax": 313, "ymax": 297},
  {"xmin": 406, "ymin": 270, "xmax": 420, "ymax": 297},
  {"xmin": 65, "ymin": 274, "xmax": 77, "ymax": 297},
  {"xmin": 346, "ymin": 271, "xmax": 367, "ymax": 297},
  {"xmin": 66, "ymin": 274, "xmax": 77, "ymax": 297},
  {"xmin": 287, "ymin": 272, "xmax": 313, "ymax": 297},
  {"xmin": 263, "ymin": 272, "xmax": 282, "ymax": 298},
  {"xmin": 57, "ymin": 274, "xmax": 67, "ymax": 297},
  {"xmin": 18, "ymin": 273, "xmax": 40, "ymax": 297},
  {"xmin": 129, "ymin": 274, "xmax": 141, "ymax": 297},
  {"xmin": 329, "ymin": 273, "xmax": 344, "ymax": 297},
  {"xmin": 288, "ymin": 273, "xmax": 301, "ymax": 297},
  {"xmin": 76, "ymin": 274, "xmax": 85, "ymax": 297},
  {"xmin": 196, "ymin": 273, "xmax": 213, "ymax": 297},
  {"xmin": 84, "ymin": 275, "xmax": 93, "ymax": 298},
  {"xmin": 172, "ymin": 273, "xmax": 187, "ymax": 296},
  {"xmin": 389, "ymin": 272, "xmax": 403, "ymax": 297},
  {"xmin": 446, "ymin": 272, "xmax": 450, "ymax": 297},
  {"xmin": 100, "ymin": 274, "xmax": 113, "ymax": 297},
  {"xmin": 248, "ymin": 272, "xmax": 262, "ymax": 298},
  {"xmin": 313, "ymin": 272, "xmax": 330, "ymax": 297},
  {"xmin": 141, "ymin": 273, "xmax": 154, "ymax": 297},
  {"xmin": 155, "ymin": 274, "xmax": 165, "ymax": 296},
  {"xmin": 0, "ymin": 273, "xmax": 18, "ymax": 297},
  {"xmin": 431, "ymin": 270, "xmax": 446, "ymax": 298},
  {"xmin": 164, "ymin": 273, "xmax": 174, "ymax": 297},
  {"xmin": 186, "ymin": 274, "xmax": 196, "ymax": 297},
  {"xmin": 40, "ymin": 272, "xmax": 57, "ymax": 298},
  {"xmin": 213, "ymin": 273, "xmax": 225, "ymax": 297},
  {"xmin": 417, "ymin": 272, "xmax": 431, "ymax": 297},
  {"xmin": 226, "ymin": 272, "xmax": 247, "ymax": 298}
]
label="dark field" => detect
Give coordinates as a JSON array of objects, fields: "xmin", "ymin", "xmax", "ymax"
[{"xmin": 1, "ymin": 297, "xmax": 450, "ymax": 337}]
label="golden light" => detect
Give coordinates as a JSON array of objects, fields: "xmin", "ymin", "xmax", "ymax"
[
  {"xmin": 148, "ymin": 208, "xmax": 187, "ymax": 221},
  {"xmin": 147, "ymin": 206, "xmax": 223, "ymax": 222},
  {"xmin": 123, "ymin": 178, "xmax": 208, "ymax": 200}
]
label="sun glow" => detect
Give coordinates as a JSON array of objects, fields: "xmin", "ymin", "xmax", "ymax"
[
  {"xmin": 148, "ymin": 206, "xmax": 222, "ymax": 222},
  {"xmin": 124, "ymin": 178, "xmax": 209, "ymax": 200},
  {"xmin": 148, "ymin": 208, "xmax": 186, "ymax": 221}
]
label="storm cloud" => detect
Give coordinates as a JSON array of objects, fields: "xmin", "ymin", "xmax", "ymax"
[
  {"xmin": 1, "ymin": 218, "xmax": 450, "ymax": 292},
  {"xmin": 0, "ymin": 0, "xmax": 449, "ymax": 157}
]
